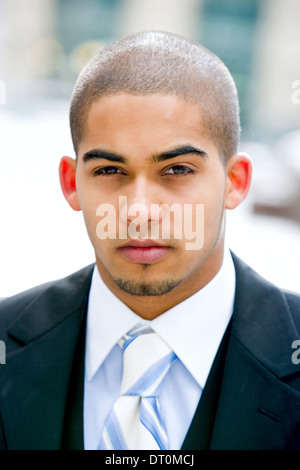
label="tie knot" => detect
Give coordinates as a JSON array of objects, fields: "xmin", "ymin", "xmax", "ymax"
[{"xmin": 118, "ymin": 325, "xmax": 176, "ymax": 396}]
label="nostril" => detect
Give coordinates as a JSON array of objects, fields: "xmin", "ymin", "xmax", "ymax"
[{"xmin": 128, "ymin": 203, "xmax": 150, "ymax": 224}]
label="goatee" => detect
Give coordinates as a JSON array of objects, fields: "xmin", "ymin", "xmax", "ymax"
[{"xmin": 114, "ymin": 277, "xmax": 181, "ymax": 296}]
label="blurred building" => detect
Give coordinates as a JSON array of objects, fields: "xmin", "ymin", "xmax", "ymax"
[{"xmin": 1, "ymin": 0, "xmax": 300, "ymax": 139}]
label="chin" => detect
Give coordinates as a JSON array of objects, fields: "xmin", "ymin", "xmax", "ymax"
[{"xmin": 113, "ymin": 276, "xmax": 181, "ymax": 296}]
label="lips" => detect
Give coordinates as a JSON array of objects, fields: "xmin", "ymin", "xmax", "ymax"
[{"xmin": 117, "ymin": 239, "xmax": 171, "ymax": 264}]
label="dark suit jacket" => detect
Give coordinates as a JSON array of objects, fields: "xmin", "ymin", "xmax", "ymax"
[{"xmin": 1, "ymin": 253, "xmax": 300, "ymax": 450}]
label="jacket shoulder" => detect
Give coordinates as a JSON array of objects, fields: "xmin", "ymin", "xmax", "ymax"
[
  {"xmin": 0, "ymin": 264, "xmax": 95, "ymax": 331},
  {"xmin": 284, "ymin": 290, "xmax": 300, "ymax": 332}
]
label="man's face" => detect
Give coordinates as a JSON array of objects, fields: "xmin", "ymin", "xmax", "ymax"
[{"xmin": 75, "ymin": 93, "xmax": 230, "ymax": 310}]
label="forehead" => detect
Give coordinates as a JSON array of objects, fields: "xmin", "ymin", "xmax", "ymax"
[{"xmin": 78, "ymin": 93, "xmax": 216, "ymax": 158}]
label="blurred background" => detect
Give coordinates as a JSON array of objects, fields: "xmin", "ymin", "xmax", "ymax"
[{"xmin": 0, "ymin": 0, "xmax": 299, "ymax": 297}]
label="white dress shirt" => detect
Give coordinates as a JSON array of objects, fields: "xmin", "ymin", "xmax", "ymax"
[{"xmin": 84, "ymin": 248, "xmax": 236, "ymax": 450}]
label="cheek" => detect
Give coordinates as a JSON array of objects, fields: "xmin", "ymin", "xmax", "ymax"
[
  {"xmin": 76, "ymin": 185, "xmax": 102, "ymax": 239},
  {"xmin": 82, "ymin": 208, "xmax": 98, "ymax": 247},
  {"xmin": 201, "ymin": 185, "xmax": 226, "ymax": 230},
  {"xmin": 76, "ymin": 175, "xmax": 101, "ymax": 213}
]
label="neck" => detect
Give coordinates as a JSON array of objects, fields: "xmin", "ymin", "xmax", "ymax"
[{"xmin": 96, "ymin": 245, "xmax": 225, "ymax": 320}]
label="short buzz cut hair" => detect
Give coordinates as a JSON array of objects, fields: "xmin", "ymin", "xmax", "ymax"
[{"xmin": 70, "ymin": 31, "xmax": 241, "ymax": 161}]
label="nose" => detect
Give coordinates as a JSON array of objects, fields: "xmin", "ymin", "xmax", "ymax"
[{"xmin": 119, "ymin": 176, "xmax": 162, "ymax": 228}]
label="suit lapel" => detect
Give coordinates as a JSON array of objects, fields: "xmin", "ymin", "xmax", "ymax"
[
  {"xmin": 181, "ymin": 319, "xmax": 232, "ymax": 450},
  {"xmin": 183, "ymin": 254, "xmax": 300, "ymax": 450},
  {"xmin": 210, "ymin": 335, "xmax": 300, "ymax": 449},
  {"xmin": 61, "ymin": 311, "xmax": 86, "ymax": 450},
  {"xmin": 0, "ymin": 265, "xmax": 94, "ymax": 450}
]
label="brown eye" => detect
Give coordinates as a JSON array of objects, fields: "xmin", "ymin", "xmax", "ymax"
[
  {"xmin": 163, "ymin": 165, "xmax": 194, "ymax": 176},
  {"xmin": 93, "ymin": 166, "xmax": 124, "ymax": 176}
]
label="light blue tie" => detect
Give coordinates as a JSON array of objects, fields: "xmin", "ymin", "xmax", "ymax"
[{"xmin": 99, "ymin": 324, "xmax": 177, "ymax": 450}]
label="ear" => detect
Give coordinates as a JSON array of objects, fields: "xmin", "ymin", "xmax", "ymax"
[
  {"xmin": 225, "ymin": 153, "xmax": 252, "ymax": 210},
  {"xmin": 59, "ymin": 156, "xmax": 81, "ymax": 211}
]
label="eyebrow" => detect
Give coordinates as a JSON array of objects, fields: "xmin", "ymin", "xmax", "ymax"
[
  {"xmin": 82, "ymin": 149, "xmax": 127, "ymax": 164},
  {"xmin": 150, "ymin": 145, "xmax": 208, "ymax": 163},
  {"xmin": 82, "ymin": 145, "xmax": 208, "ymax": 164}
]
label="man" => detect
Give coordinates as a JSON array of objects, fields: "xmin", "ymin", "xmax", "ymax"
[{"xmin": 1, "ymin": 31, "xmax": 300, "ymax": 450}]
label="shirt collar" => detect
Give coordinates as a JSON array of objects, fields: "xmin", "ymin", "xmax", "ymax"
[
  {"xmin": 85, "ymin": 268, "xmax": 146, "ymax": 381},
  {"xmin": 85, "ymin": 248, "xmax": 235, "ymax": 387},
  {"xmin": 151, "ymin": 248, "xmax": 235, "ymax": 387}
]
